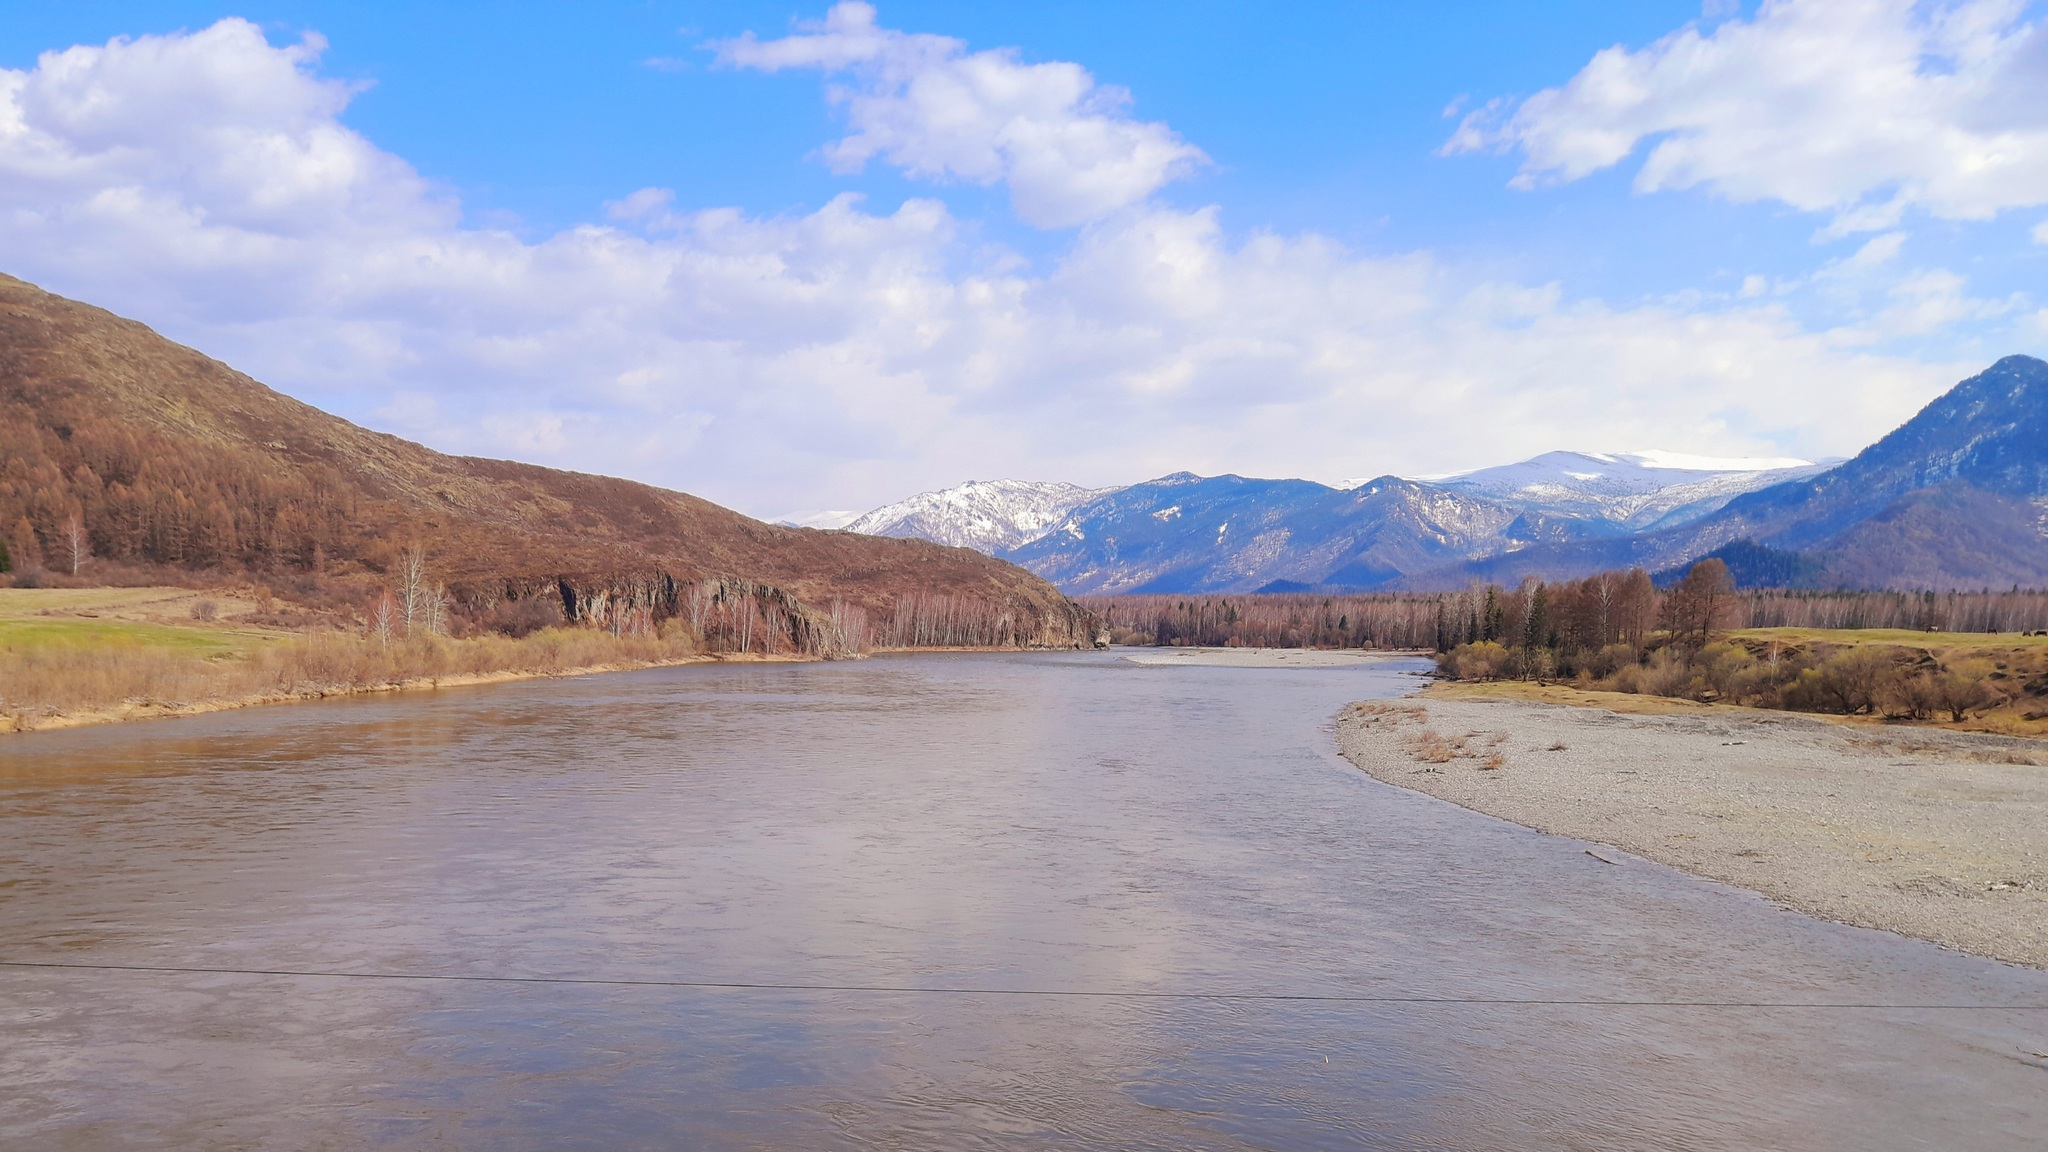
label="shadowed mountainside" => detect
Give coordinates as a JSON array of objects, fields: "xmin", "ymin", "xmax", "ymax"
[
  {"xmin": 1441, "ymin": 355, "xmax": 2048, "ymax": 591},
  {"xmin": 0, "ymin": 274, "xmax": 1091, "ymax": 647}
]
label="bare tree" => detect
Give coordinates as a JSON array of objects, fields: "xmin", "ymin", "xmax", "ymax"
[
  {"xmin": 1660, "ymin": 558, "xmax": 1734, "ymax": 649},
  {"xmin": 370, "ymin": 591, "xmax": 397, "ymax": 647},
  {"xmin": 62, "ymin": 513, "xmax": 87, "ymax": 575},
  {"xmin": 423, "ymin": 584, "xmax": 450, "ymax": 636},
  {"xmin": 396, "ymin": 544, "xmax": 429, "ymax": 634},
  {"xmin": 688, "ymin": 583, "xmax": 711, "ymax": 635}
]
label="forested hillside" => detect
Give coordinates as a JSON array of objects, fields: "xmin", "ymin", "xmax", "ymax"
[{"xmin": 0, "ymin": 274, "xmax": 1092, "ymax": 650}]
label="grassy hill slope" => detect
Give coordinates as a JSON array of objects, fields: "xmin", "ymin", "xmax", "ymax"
[{"xmin": 0, "ymin": 274, "xmax": 1091, "ymax": 648}]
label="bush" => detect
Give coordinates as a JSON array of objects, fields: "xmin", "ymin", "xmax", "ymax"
[
  {"xmin": 1438, "ymin": 641, "xmax": 1510, "ymax": 680},
  {"xmin": 1927, "ymin": 666, "xmax": 1996, "ymax": 722},
  {"xmin": 1694, "ymin": 641, "xmax": 1756, "ymax": 701},
  {"xmin": 1613, "ymin": 647, "xmax": 1692, "ymax": 697},
  {"xmin": 1584, "ymin": 643, "xmax": 1638, "ymax": 679},
  {"xmin": 1816, "ymin": 646, "xmax": 1910, "ymax": 714},
  {"xmin": 477, "ymin": 595, "xmax": 563, "ymax": 638}
]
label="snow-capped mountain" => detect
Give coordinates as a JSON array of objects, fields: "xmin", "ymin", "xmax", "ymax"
[
  {"xmin": 839, "ymin": 359, "xmax": 2048, "ymax": 593},
  {"xmin": 845, "ymin": 479, "xmax": 1121, "ymax": 554},
  {"xmin": 1004, "ymin": 472, "xmax": 1606, "ymax": 595},
  {"xmin": 843, "ymin": 451, "xmax": 1842, "ymax": 593},
  {"xmin": 1456, "ymin": 356, "xmax": 2048, "ymax": 590},
  {"xmin": 1431, "ymin": 450, "xmax": 1835, "ymax": 530}
]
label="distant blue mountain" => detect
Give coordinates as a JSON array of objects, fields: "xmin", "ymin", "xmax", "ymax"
[
  {"xmin": 1000, "ymin": 472, "xmax": 1609, "ymax": 594},
  {"xmin": 1451, "ymin": 355, "xmax": 2048, "ymax": 590},
  {"xmin": 850, "ymin": 356, "xmax": 2048, "ymax": 593}
]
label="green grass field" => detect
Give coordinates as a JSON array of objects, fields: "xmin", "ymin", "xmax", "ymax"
[
  {"xmin": 1731, "ymin": 626, "xmax": 2048, "ymax": 652},
  {"xmin": 0, "ymin": 587, "xmax": 287, "ymax": 659}
]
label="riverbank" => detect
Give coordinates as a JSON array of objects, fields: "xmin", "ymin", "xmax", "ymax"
[
  {"xmin": 0, "ymin": 586, "xmax": 820, "ymax": 736},
  {"xmin": 1118, "ymin": 646, "xmax": 1427, "ymax": 668},
  {"xmin": 0, "ymin": 654, "xmax": 803, "ymax": 735},
  {"xmin": 1336, "ymin": 690, "xmax": 2048, "ymax": 968}
]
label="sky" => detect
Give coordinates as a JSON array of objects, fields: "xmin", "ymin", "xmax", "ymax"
[{"xmin": 2, "ymin": 1, "xmax": 2044, "ymax": 522}]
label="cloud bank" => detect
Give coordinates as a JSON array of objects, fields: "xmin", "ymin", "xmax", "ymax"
[
  {"xmin": 1446, "ymin": 0, "xmax": 2048, "ymax": 233},
  {"xmin": 714, "ymin": 2, "xmax": 1205, "ymax": 227},
  {"xmin": 0, "ymin": 12, "xmax": 1994, "ymax": 517}
]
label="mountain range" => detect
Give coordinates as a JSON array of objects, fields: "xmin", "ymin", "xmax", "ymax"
[
  {"xmin": 845, "ymin": 357, "xmax": 2048, "ymax": 593},
  {"xmin": 1459, "ymin": 355, "xmax": 2048, "ymax": 591}
]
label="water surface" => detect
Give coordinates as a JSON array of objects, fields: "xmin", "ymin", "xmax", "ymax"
[{"xmin": 2, "ymin": 652, "xmax": 2044, "ymax": 1148}]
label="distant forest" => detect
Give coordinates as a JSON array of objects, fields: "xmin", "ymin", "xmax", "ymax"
[{"xmin": 1084, "ymin": 575, "xmax": 2048, "ymax": 653}]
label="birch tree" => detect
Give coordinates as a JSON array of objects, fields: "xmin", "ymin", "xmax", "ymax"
[
  {"xmin": 62, "ymin": 513, "xmax": 87, "ymax": 575},
  {"xmin": 397, "ymin": 544, "xmax": 429, "ymax": 634}
]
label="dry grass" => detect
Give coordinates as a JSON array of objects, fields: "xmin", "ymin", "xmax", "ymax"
[
  {"xmin": 1729, "ymin": 626, "xmax": 2048, "ymax": 653},
  {"xmin": 0, "ymin": 622, "xmax": 711, "ymax": 733},
  {"xmin": 1427, "ymin": 679, "xmax": 1723, "ymax": 716},
  {"xmin": 1343, "ymin": 703, "xmax": 1513, "ymax": 773},
  {"xmin": 1408, "ymin": 730, "xmax": 1459, "ymax": 763}
]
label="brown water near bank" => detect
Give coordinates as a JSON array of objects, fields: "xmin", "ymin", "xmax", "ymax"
[{"xmin": 2, "ymin": 653, "xmax": 2045, "ymax": 1149}]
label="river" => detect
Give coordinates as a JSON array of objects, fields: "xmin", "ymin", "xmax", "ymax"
[{"xmin": 2, "ymin": 652, "xmax": 2043, "ymax": 1149}]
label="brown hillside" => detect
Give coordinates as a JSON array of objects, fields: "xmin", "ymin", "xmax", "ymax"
[{"xmin": 0, "ymin": 274, "xmax": 1091, "ymax": 648}]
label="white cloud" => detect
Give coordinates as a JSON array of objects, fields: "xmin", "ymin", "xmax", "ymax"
[
  {"xmin": 0, "ymin": 18, "xmax": 1991, "ymax": 519},
  {"xmin": 714, "ymin": 2, "xmax": 1205, "ymax": 228},
  {"xmin": 1447, "ymin": 0, "xmax": 2048, "ymax": 231}
]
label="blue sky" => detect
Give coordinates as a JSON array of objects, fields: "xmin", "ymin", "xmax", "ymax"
[{"xmin": 1, "ymin": 1, "xmax": 2043, "ymax": 519}]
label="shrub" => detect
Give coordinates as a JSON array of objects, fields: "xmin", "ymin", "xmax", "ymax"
[
  {"xmin": 1584, "ymin": 643, "xmax": 1638, "ymax": 679},
  {"xmin": 1806, "ymin": 646, "xmax": 1908, "ymax": 714},
  {"xmin": 1439, "ymin": 641, "xmax": 1510, "ymax": 680},
  {"xmin": 1926, "ymin": 667, "xmax": 1996, "ymax": 722},
  {"xmin": 1694, "ymin": 641, "xmax": 1756, "ymax": 702},
  {"xmin": 1613, "ymin": 647, "xmax": 1692, "ymax": 697},
  {"xmin": 477, "ymin": 595, "xmax": 564, "ymax": 638}
]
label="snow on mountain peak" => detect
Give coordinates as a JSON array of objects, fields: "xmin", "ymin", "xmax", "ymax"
[
  {"xmin": 844, "ymin": 479, "xmax": 1122, "ymax": 554},
  {"xmin": 1622, "ymin": 449, "xmax": 1817, "ymax": 472},
  {"xmin": 1434, "ymin": 449, "xmax": 1835, "ymax": 530}
]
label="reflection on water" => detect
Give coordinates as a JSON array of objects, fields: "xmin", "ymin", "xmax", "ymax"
[{"xmin": 2, "ymin": 652, "xmax": 2044, "ymax": 1149}]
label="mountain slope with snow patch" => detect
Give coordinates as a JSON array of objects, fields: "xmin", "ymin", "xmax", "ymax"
[{"xmin": 845, "ymin": 479, "xmax": 1120, "ymax": 554}]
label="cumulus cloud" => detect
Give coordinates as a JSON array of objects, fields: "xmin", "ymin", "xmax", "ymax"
[
  {"xmin": 714, "ymin": 2, "xmax": 1205, "ymax": 227},
  {"xmin": 0, "ymin": 18, "xmax": 1987, "ymax": 518},
  {"xmin": 1446, "ymin": 0, "xmax": 2048, "ymax": 231}
]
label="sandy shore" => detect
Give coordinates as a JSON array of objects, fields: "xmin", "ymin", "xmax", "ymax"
[
  {"xmin": 1119, "ymin": 646, "xmax": 1425, "ymax": 668},
  {"xmin": 1337, "ymin": 693, "xmax": 2048, "ymax": 968}
]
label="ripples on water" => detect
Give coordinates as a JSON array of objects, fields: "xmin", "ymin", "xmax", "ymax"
[{"xmin": 1, "ymin": 652, "xmax": 2044, "ymax": 1149}]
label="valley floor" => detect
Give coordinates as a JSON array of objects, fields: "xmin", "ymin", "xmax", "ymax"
[{"xmin": 1338, "ymin": 691, "xmax": 2048, "ymax": 969}]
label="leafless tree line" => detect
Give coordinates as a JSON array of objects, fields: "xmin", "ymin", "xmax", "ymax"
[
  {"xmin": 1735, "ymin": 588, "xmax": 2048, "ymax": 633},
  {"xmin": 1083, "ymin": 593, "xmax": 1445, "ymax": 650},
  {"xmin": 1086, "ymin": 573, "xmax": 2048, "ymax": 654}
]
